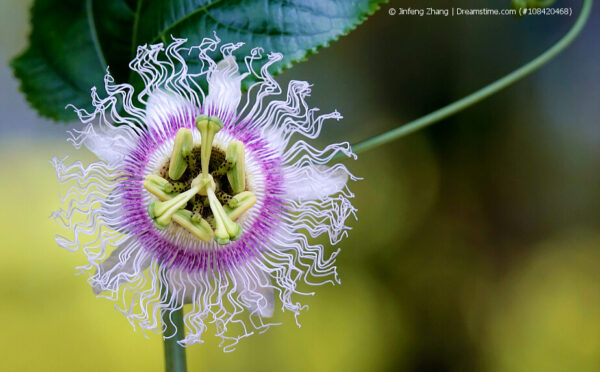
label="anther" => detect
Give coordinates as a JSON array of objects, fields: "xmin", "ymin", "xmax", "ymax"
[
  {"xmin": 148, "ymin": 186, "xmax": 200, "ymax": 228},
  {"xmin": 172, "ymin": 210, "xmax": 213, "ymax": 242},
  {"xmin": 196, "ymin": 115, "xmax": 223, "ymax": 177},
  {"xmin": 143, "ymin": 174, "xmax": 174, "ymax": 201},
  {"xmin": 168, "ymin": 128, "xmax": 193, "ymax": 180},
  {"xmin": 224, "ymin": 191, "xmax": 257, "ymax": 221},
  {"xmin": 226, "ymin": 140, "xmax": 246, "ymax": 194}
]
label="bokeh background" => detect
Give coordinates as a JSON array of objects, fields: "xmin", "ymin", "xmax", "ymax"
[{"xmin": 1, "ymin": 0, "xmax": 599, "ymax": 371}]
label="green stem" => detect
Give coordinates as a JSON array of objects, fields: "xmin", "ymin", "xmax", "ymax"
[
  {"xmin": 162, "ymin": 290, "xmax": 187, "ymax": 372},
  {"xmin": 349, "ymin": 0, "xmax": 592, "ymax": 156}
]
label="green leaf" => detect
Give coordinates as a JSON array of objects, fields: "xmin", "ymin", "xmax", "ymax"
[
  {"xmin": 11, "ymin": 0, "xmax": 134, "ymax": 121},
  {"xmin": 12, "ymin": 0, "xmax": 387, "ymax": 122}
]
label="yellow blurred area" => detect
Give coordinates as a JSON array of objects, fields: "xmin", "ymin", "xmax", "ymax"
[
  {"xmin": 486, "ymin": 232, "xmax": 600, "ymax": 372},
  {"xmin": 0, "ymin": 140, "xmax": 409, "ymax": 371},
  {"xmin": 2, "ymin": 138, "xmax": 600, "ymax": 371}
]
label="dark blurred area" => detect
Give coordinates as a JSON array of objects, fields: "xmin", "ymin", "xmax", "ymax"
[
  {"xmin": 284, "ymin": 0, "xmax": 600, "ymax": 370},
  {"xmin": 1, "ymin": 0, "xmax": 599, "ymax": 371}
]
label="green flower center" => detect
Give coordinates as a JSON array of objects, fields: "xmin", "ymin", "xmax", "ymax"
[{"xmin": 143, "ymin": 115, "xmax": 256, "ymax": 245}]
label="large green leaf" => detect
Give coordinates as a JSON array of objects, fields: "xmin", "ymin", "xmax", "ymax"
[{"xmin": 12, "ymin": 0, "xmax": 386, "ymax": 122}]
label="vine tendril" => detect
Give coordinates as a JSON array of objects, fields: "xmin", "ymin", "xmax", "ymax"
[{"xmin": 348, "ymin": 0, "xmax": 592, "ymax": 157}]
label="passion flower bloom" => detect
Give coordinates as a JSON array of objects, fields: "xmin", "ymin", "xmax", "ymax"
[{"xmin": 52, "ymin": 35, "xmax": 357, "ymax": 349}]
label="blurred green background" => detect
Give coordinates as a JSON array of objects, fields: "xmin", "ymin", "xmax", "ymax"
[{"xmin": 1, "ymin": 0, "xmax": 599, "ymax": 371}]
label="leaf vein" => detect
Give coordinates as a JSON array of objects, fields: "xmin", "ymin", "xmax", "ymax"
[{"xmin": 86, "ymin": 0, "xmax": 108, "ymax": 70}]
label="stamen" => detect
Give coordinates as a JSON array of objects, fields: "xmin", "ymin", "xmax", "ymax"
[
  {"xmin": 144, "ymin": 174, "xmax": 216, "ymax": 239},
  {"xmin": 168, "ymin": 128, "xmax": 193, "ymax": 180},
  {"xmin": 146, "ymin": 119, "xmax": 253, "ymax": 244},
  {"xmin": 224, "ymin": 191, "xmax": 257, "ymax": 221},
  {"xmin": 148, "ymin": 187, "xmax": 199, "ymax": 228},
  {"xmin": 196, "ymin": 115, "xmax": 223, "ymax": 177},
  {"xmin": 206, "ymin": 187, "xmax": 242, "ymax": 245},
  {"xmin": 143, "ymin": 174, "xmax": 174, "ymax": 201},
  {"xmin": 226, "ymin": 140, "xmax": 246, "ymax": 194},
  {"xmin": 172, "ymin": 210, "xmax": 213, "ymax": 242}
]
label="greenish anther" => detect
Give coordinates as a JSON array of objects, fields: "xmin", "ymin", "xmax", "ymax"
[
  {"xmin": 172, "ymin": 210, "xmax": 213, "ymax": 242},
  {"xmin": 224, "ymin": 191, "xmax": 257, "ymax": 221},
  {"xmin": 144, "ymin": 174, "xmax": 175, "ymax": 201},
  {"xmin": 143, "ymin": 174, "xmax": 216, "ymax": 239},
  {"xmin": 169, "ymin": 128, "xmax": 193, "ymax": 180},
  {"xmin": 226, "ymin": 140, "xmax": 246, "ymax": 194},
  {"xmin": 196, "ymin": 115, "xmax": 223, "ymax": 177},
  {"xmin": 148, "ymin": 185, "xmax": 200, "ymax": 228}
]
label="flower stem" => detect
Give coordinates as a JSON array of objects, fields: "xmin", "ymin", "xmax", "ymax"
[
  {"xmin": 162, "ymin": 289, "xmax": 187, "ymax": 372},
  {"xmin": 349, "ymin": 0, "xmax": 592, "ymax": 156}
]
